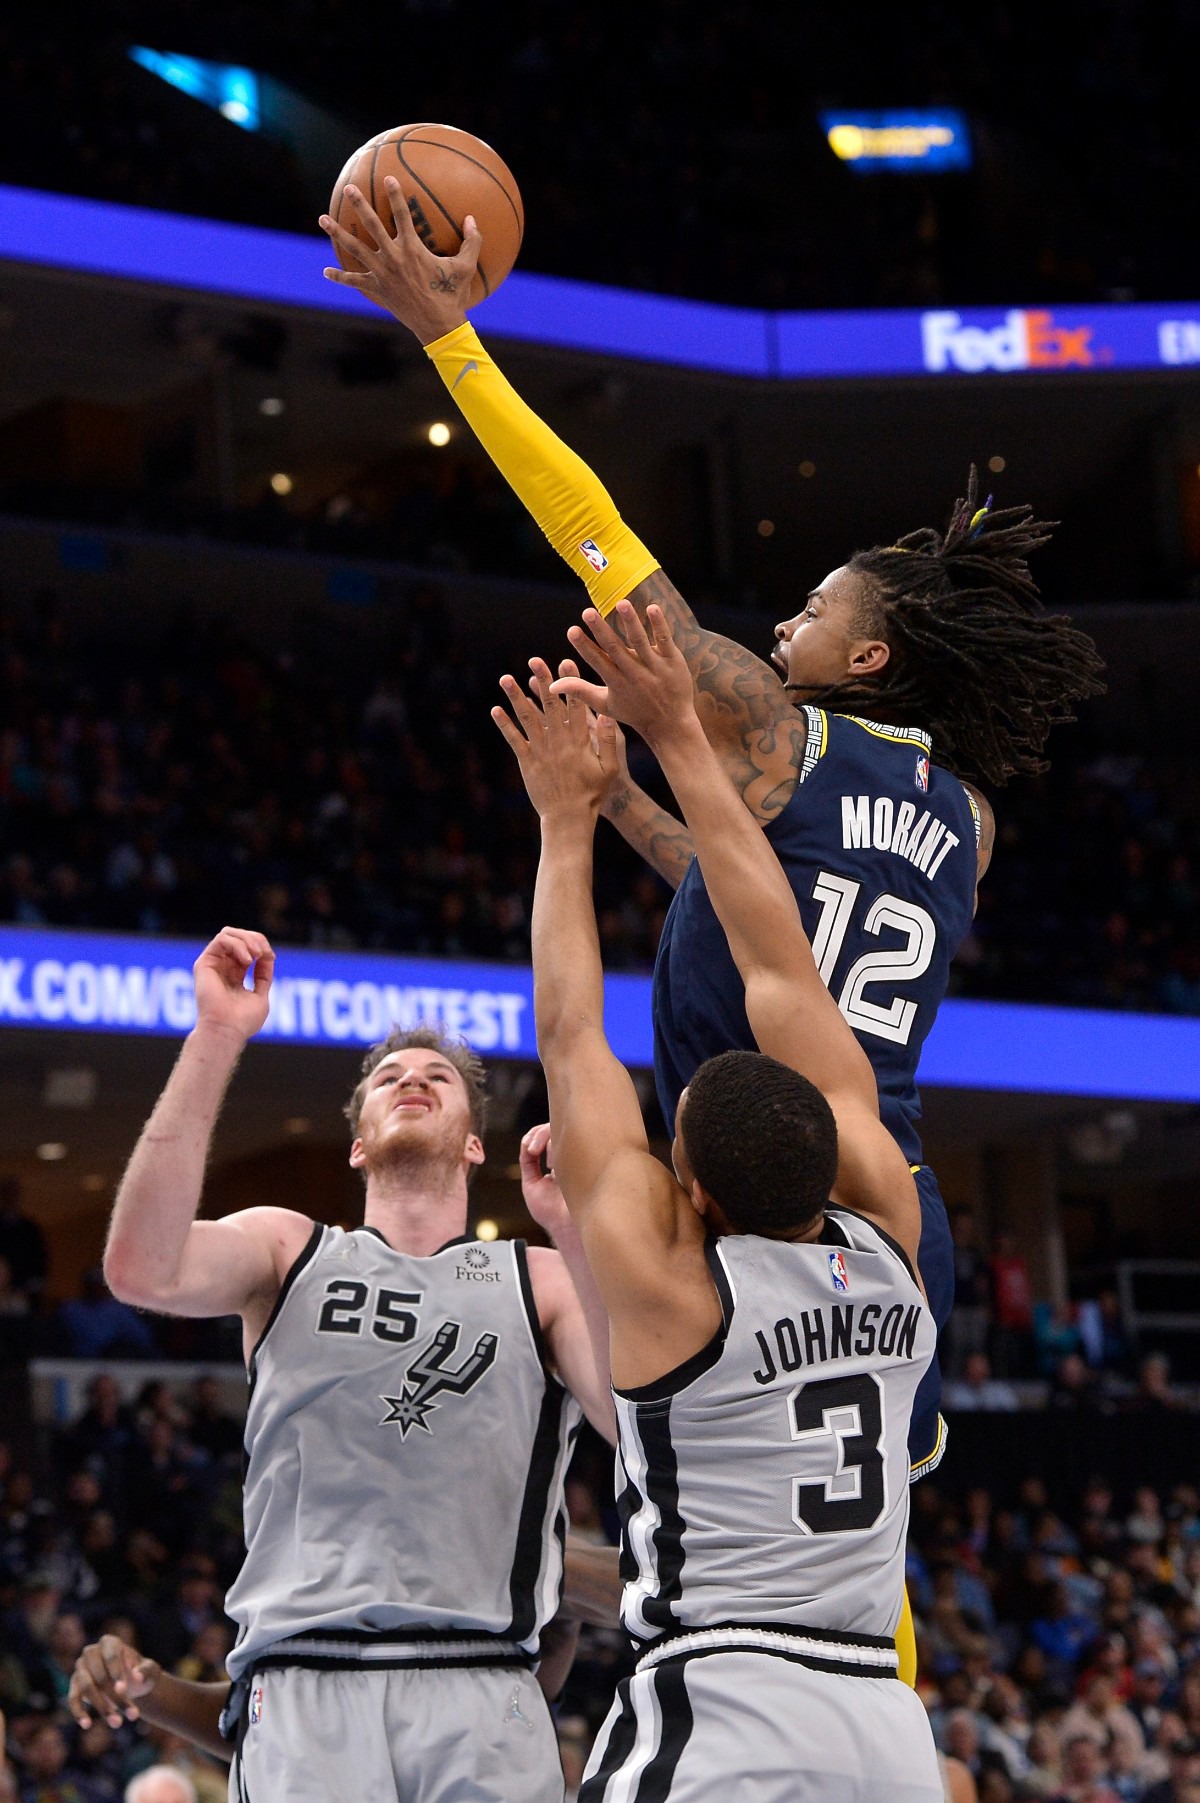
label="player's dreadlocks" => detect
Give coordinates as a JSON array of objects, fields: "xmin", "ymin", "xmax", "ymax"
[{"xmin": 801, "ymin": 468, "xmax": 1105, "ymax": 785}]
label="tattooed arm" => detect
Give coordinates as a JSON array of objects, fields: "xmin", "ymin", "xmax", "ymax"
[
  {"xmin": 624, "ymin": 570, "xmax": 807, "ymax": 822},
  {"xmin": 597, "ymin": 720, "xmax": 694, "ymax": 889}
]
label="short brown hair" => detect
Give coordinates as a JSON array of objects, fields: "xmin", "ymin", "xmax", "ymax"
[{"xmin": 344, "ymin": 1026, "xmax": 489, "ymax": 1139}]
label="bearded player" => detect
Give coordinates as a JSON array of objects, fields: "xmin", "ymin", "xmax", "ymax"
[{"xmin": 103, "ymin": 933, "xmax": 614, "ymax": 1803}]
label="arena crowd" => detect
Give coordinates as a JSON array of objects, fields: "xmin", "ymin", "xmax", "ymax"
[
  {"xmin": 2, "ymin": 1372, "xmax": 1200, "ymax": 1799},
  {"xmin": 2, "ymin": 589, "xmax": 1197, "ymax": 1017}
]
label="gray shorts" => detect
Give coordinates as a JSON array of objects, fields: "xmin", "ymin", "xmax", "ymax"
[
  {"xmin": 580, "ymin": 1648, "xmax": 943, "ymax": 1802},
  {"xmin": 228, "ymin": 1663, "xmax": 563, "ymax": 1803}
]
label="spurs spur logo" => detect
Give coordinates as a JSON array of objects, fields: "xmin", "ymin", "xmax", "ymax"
[{"xmin": 379, "ymin": 1320, "xmax": 499, "ymax": 1438}]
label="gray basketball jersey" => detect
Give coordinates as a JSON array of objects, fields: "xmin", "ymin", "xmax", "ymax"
[
  {"xmin": 226, "ymin": 1225, "xmax": 582, "ymax": 1679},
  {"xmin": 616, "ymin": 1208, "xmax": 934, "ymax": 1646}
]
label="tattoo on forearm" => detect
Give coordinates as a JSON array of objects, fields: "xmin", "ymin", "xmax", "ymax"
[
  {"xmin": 645, "ymin": 821, "xmax": 695, "ymax": 889},
  {"xmin": 628, "ymin": 568, "xmax": 807, "ymax": 821}
]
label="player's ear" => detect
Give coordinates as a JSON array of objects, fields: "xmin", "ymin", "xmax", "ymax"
[
  {"xmin": 465, "ymin": 1134, "xmax": 485, "ymax": 1169},
  {"xmin": 848, "ymin": 636, "xmax": 891, "ymax": 678},
  {"xmin": 348, "ymin": 1137, "xmax": 366, "ymax": 1171}
]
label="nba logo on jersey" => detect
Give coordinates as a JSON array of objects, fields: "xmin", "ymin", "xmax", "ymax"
[
  {"xmin": 579, "ymin": 539, "xmax": 609, "ymax": 572},
  {"xmin": 249, "ymin": 1686, "xmax": 264, "ymax": 1725},
  {"xmin": 828, "ymin": 1249, "xmax": 850, "ymax": 1292},
  {"xmin": 915, "ymin": 754, "xmax": 930, "ymax": 792}
]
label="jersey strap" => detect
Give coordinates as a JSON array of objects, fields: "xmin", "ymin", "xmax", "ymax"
[{"xmin": 635, "ymin": 1620, "xmax": 899, "ymax": 1680}]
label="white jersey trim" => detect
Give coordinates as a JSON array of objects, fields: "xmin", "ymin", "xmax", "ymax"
[{"xmin": 636, "ymin": 1624, "xmax": 899, "ymax": 1675}]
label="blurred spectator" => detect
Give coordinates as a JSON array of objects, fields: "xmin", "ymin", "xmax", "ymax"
[
  {"xmin": 1077, "ymin": 1292, "xmax": 1132, "ymax": 1376},
  {"xmin": 1049, "ymin": 1355, "xmax": 1105, "ymax": 1412},
  {"xmin": 948, "ymin": 1210, "xmax": 992, "ymax": 1376},
  {"xmin": 989, "ymin": 1234, "xmax": 1034, "ymax": 1378},
  {"xmin": 0, "ymin": 1259, "xmax": 31, "ymax": 1367},
  {"xmin": 1132, "ymin": 1356, "xmax": 1185, "ymax": 1414},
  {"xmin": 124, "ymin": 1772, "xmax": 196, "ymax": 1803},
  {"xmin": 1143, "ymin": 1736, "xmax": 1200, "ymax": 1803},
  {"xmin": 57, "ymin": 1274, "xmax": 156, "ymax": 1362},
  {"xmin": 0, "ymin": 1181, "xmax": 47, "ymax": 1308},
  {"xmin": 1035, "ymin": 1306, "xmax": 1084, "ymax": 1380},
  {"xmin": 183, "ymin": 1382, "xmax": 239, "ymax": 1466},
  {"xmin": 945, "ymin": 1353, "xmax": 1021, "ymax": 1413},
  {"xmin": 1048, "ymin": 1733, "xmax": 1121, "ymax": 1802}
]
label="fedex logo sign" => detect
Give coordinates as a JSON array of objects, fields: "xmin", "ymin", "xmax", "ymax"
[{"xmin": 921, "ymin": 309, "xmax": 1102, "ymax": 373}]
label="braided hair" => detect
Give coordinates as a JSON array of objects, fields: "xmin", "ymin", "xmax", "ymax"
[{"xmin": 802, "ymin": 468, "xmax": 1105, "ymax": 786}]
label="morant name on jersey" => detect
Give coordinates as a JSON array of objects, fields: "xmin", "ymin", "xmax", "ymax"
[
  {"xmin": 751, "ymin": 1298, "xmax": 924, "ymax": 1385},
  {"xmin": 840, "ymin": 794, "xmax": 960, "ymax": 881}
]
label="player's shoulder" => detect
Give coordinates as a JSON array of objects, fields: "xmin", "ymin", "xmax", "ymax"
[{"xmin": 220, "ymin": 1207, "xmax": 321, "ymax": 1277}]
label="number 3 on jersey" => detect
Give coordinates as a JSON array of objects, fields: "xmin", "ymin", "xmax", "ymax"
[
  {"xmin": 789, "ymin": 1372, "xmax": 886, "ymax": 1535},
  {"xmin": 810, "ymin": 871, "xmax": 936, "ymax": 1047}
]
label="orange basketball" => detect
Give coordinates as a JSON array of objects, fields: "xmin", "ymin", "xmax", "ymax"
[{"xmin": 330, "ymin": 123, "xmax": 524, "ymax": 309}]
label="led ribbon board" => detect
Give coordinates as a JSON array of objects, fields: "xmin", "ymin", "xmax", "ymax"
[
  {"xmin": 2, "ymin": 927, "xmax": 1199, "ymax": 1102},
  {"xmin": 2, "ymin": 183, "xmax": 1200, "ymax": 378},
  {"xmin": 820, "ymin": 110, "xmax": 971, "ymax": 173}
]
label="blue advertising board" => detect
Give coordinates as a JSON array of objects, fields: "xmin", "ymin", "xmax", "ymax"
[
  {"xmin": 3, "ymin": 184, "xmax": 1200, "ymax": 380},
  {"xmin": 2, "ymin": 926, "xmax": 1199, "ymax": 1103}
]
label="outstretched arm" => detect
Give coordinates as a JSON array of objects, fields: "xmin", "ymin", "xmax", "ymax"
[
  {"xmin": 318, "ymin": 185, "xmax": 803, "ymax": 818},
  {"xmin": 553, "ymin": 607, "xmax": 923, "ymax": 1272},
  {"xmin": 491, "ymin": 662, "xmax": 721, "ymax": 1384},
  {"xmin": 104, "ymin": 929, "xmax": 312, "ymax": 1342}
]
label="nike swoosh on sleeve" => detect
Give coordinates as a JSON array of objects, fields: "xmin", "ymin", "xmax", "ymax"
[{"xmin": 451, "ymin": 360, "xmax": 479, "ymax": 390}]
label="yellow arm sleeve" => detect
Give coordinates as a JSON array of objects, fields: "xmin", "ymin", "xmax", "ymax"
[
  {"xmin": 895, "ymin": 1585, "xmax": 918, "ymax": 1687},
  {"xmin": 424, "ymin": 323, "xmax": 660, "ymax": 615}
]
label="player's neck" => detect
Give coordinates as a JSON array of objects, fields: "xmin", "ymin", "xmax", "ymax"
[{"xmin": 362, "ymin": 1165, "xmax": 470, "ymax": 1257}]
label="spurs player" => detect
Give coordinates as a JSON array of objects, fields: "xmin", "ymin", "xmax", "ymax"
[
  {"xmin": 104, "ymin": 953, "xmax": 614, "ymax": 1803},
  {"xmin": 493, "ymin": 607, "xmax": 941, "ymax": 1800}
]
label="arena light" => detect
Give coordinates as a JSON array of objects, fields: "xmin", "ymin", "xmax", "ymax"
[
  {"xmin": 129, "ymin": 48, "xmax": 261, "ymax": 133},
  {"xmin": 820, "ymin": 110, "xmax": 971, "ymax": 173},
  {"xmin": 427, "ymin": 422, "xmax": 452, "ymax": 447},
  {"xmin": 475, "ymin": 1219, "xmax": 500, "ymax": 1242}
]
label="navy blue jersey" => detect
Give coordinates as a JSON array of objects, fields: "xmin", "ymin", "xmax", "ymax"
[{"xmin": 653, "ymin": 709, "xmax": 979, "ymax": 1165}]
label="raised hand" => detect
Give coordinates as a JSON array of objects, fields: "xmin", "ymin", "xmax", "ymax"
[
  {"xmin": 519, "ymin": 1123, "xmax": 571, "ymax": 1241},
  {"xmin": 68, "ymin": 1636, "xmax": 162, "ymax": 1730},
  {"xmin": 492, "ymin": 657, "xmax": 617, "ymax": 821},
  {"xmin": 550, "ymin": 602, "xmax": 698, "ymax": 751},
  {"xmin": 192, "ymin": 927, "xmax": 274, "ymax": 1043},
  {"xmin": 319, "ymin": 176, "xmax": 479, "ymax": 342}
]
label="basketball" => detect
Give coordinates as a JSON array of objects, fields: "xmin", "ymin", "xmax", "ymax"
[{"xmin": 329, "ymin": 123, "xmax": 524, "ymax": 308}]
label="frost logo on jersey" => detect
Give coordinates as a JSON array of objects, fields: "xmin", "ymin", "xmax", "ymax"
[
  {"xmin": 828, "ymin": 1250, "xmax": 850, "ymax": 1293},
  {"xmin": 921, "ymin": 309, "xmax": 1103, "ymax": 373},
  {"xmin": 379, "ymin": 1320, "xmax": 499, "ymax": 1439},
  {"xmin": 915, "ymin": 754, "xmax": 929, "ymax": 792},
  {"xmin": 465, "ymin": 1246, "xmax": 490, "ymax": 1268},
  {"xmin": 579, "ymin": 539, "xmax": 609, "ymax": 572}
]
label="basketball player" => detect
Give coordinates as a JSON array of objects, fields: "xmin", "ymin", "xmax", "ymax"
[
  {"xmin": 318, "ymin": 184, "xmax": 1104, "ymax": 1494},
  {"xmin": 491, "ymin": 606, "xmax": 943, "ymax": 1799},
  {"xmin": 102, "ymin": 942, "xmax": 615, "ymax": 1803}
]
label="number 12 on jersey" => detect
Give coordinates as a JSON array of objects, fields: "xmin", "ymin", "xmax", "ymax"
[{"xmin": 810, "ymin": 871, "xmax": 936, "ymax": 1047}]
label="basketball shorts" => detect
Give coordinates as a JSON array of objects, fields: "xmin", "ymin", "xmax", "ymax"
[
  {"xmin": 580, "ymin": 1634, "xmax": 942, "ymax": 1802},
  {"xmin": 227, "ymin": 1662, "xmax": 562, "ymax": 1803},
  {"xmin": 909, "ymin": 1162, "xmax": 952, "ymax": 1481}
]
